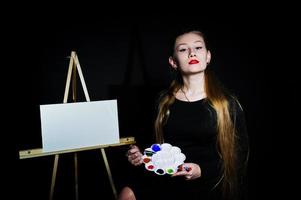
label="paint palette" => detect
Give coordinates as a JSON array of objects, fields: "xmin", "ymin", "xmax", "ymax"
[{"xmin": 142, "ymin": 143, "xmax": 186, "ymax": 175}]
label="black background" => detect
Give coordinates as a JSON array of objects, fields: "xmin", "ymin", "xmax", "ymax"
[{"xmin": 5, "ymin": 4, "xmax": 297, "ymax": 200}]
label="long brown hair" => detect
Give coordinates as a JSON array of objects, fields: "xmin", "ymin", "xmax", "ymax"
[{"xmin": 154, "ymin": 30, "xmax": 237, "ymax": 197}]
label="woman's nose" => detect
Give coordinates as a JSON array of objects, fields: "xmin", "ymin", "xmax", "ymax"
[{"xmin": 189, "ymin": 49, "xmax": 196, "ymax": 57}]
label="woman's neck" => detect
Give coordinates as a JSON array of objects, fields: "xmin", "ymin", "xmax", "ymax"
[
  {"xmin": 182, "ymin": 73, "xmax": 205, "ymax": 95},
  {"xmin": 177, "ymin": 73, "xmax": 206, "ymax": 101}
]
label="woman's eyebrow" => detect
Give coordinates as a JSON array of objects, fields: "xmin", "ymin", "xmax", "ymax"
[
  {"xmin": 194, "ymin": 40, "xmax": 204, "ymax": 44},
  {"xmin": 177, "ymin": 40, "xmax": 204, "ymax": 47}
]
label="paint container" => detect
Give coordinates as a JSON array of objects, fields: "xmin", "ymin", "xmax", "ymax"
[
  {"xmin": 160, "ymin": 143, "xmax": 172, "ymax": 151},
  {"xmin": 145, "ymin": 162, "xmax": 155, "ymax": 171},
  {"xmin": 171, "ymin": 146, "xmax": 181, "ymax": 154},
  {"xmin": 151, "ymin": 144, "xmax": 161, "ymax": 152},
  {"xmin": 155, "ymin": 168, "xmax": 165, "ymax": 175},
  {"xmin": 165, "ymin": 167, "xmax": 177, "ymax": 175},
  {"xmin": 174, "ymin": 153, "xmax": 186, "ymax": 165},
  {"xmin": 142, "ymin": 155, "xmax": 152, "ymax": 164},
  {"xmin": 144, "ymin": 148, "xmax": 155, "ymax": 157}
]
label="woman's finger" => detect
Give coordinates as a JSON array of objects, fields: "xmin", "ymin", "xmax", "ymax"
[
  {"xmin": 172, "ymin": 170, "xmax": 188, "ymax": 177},
  {"xmin": 129, "ymin": 155, "xmax": 142, "ymax": 165}
]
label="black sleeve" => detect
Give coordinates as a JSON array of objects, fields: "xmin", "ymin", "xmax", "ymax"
[
  {"xmin": 230, "ymin": 97, "xmax": 250, "ymax": 199},
  {"xmin": 198, "ymin": 159, "xmax": 223, "ymax": 181}
]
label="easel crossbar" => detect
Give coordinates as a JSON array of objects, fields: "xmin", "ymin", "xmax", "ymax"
[{"xmin": 19, "ymin": 137, "xmax": 135, "ymax": 159}]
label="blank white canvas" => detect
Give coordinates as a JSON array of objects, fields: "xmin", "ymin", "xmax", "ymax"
[{"xmin": 40, "ymin": 100, "xmax": 120, "ymax": 153}]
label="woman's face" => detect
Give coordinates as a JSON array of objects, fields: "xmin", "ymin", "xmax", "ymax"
[{"xmin": 169, "ymin": 32, "xmax": 211, "ymax": 75}]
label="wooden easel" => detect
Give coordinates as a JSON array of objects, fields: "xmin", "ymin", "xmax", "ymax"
[{"xmin": 19, "ymin": 51, "xmax": 135, "ymax": 200}]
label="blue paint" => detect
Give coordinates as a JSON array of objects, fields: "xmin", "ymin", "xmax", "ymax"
[{"xmin": 151, "ymin": 144, "xmax": 161, "ymax": 152}]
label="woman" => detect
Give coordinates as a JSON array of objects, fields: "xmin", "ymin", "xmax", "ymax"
[{"xmin": 118, "ymin": 30, "xmax": 249, "ymax": 200}]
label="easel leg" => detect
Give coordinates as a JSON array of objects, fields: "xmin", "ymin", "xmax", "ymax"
[
  {"xmin": 100, "ymin": 148, "xmax": 118, "ymax": 200},
  {"xmin": 49, "ymin": 154, "xmax": 59, "ymax": 200},
  {"xmin": 74, "ymin": 153, "xmax": 79, "ymax": 200}
]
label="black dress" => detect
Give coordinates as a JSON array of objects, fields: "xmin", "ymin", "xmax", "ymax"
[{"xmin": 129, "ymin": 97, "xmax": 249, "ymax": 200}]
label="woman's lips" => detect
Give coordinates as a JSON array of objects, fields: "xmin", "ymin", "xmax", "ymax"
[{"xmin": 189, "ymin": 60, "xmax": 199, "ymax": 64}]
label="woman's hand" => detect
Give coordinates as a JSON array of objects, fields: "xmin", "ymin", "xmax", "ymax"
[
  {"xmin": 126, "ymin": 145, "xmax": 143, "ymax": 166},
  {"xmin": 172, "ymin": 163, "xmax": 201, "ymax": 180}
]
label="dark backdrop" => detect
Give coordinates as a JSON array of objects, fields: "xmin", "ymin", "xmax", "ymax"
[{"xmin": 8, "ymin": 12, "xmax": 293, "ymax": 200}]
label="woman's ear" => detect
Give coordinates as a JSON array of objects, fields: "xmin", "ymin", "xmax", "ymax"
[
  {"xmin": 169, "ymin": 56, "xmax": 177, "ymax": 70},
  {"xmin": 206, "ymin": 50, "xmax": 211, "ymax": 65}
]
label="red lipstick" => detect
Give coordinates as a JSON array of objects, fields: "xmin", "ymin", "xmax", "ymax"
[{"xmin": 189, "ymin": 59, "xmax": 199, "ymax": 64}]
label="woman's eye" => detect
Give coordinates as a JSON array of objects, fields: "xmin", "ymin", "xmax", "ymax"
[
  {"xmin": 196, "ymin": 46, "xmax": 203, "ymax": 50},
  {"xmin": 179, "ymin": 48, "xmax": 187, "ymax": 52}
]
